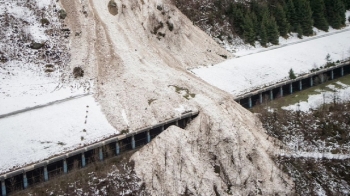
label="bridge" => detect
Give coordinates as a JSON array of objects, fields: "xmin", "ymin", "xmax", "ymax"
[
  {"xmin": 0, "ymin": 111, "xmax": 198, "ymax": 196},
  {"xmin": 235, "ymin": 60, "xmax": 350, "ymax": 108}
]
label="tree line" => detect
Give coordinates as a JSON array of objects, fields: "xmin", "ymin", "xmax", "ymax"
[{"xmin": 227, "ymin": 0, "xmax": 350, "ymax": 46}]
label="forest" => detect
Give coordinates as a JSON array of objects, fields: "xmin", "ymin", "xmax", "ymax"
[{"xmin": 174, "ymin": 0, "xmax": 350, "ymax": 46}]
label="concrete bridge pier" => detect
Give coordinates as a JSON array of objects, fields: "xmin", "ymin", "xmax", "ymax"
[
  {"xmin": 310, "ymin": 77, "xmax": 314, "ymax": 87},
  {"xmin": 289, "ymin": 83, "xmax": 293, "ymax": 94},
  {"xmin": 1, "ymin": 180, "xmax": 6, "ymax": 196},
  {"xmin": 147, "ymin": 131, "xmax": 150, "ymax": 143},
  {"xmin": 331, "ymin": 70, "xmax": 334, "ymax": 80},
  {"xmin": 63, "ymin": 159, "xmax": 68, "ymax": 173},
  {"xmin": 116, "ymin": 142, "xmax": 120, "ymax": 155},
  {"xmin": 161, "ymin": 125, "xmax": 164, "ymax": 131},
  {"xmin": 341, "ymin": 67, "xmax": 344, "ymax": 76},
  {"xmin": 81, "ymin": 153, "xmax": 86, "ymax": 168},
  {"xmin": 299, "ymin": 80, "xmax": 302, "ymax": 91},
  {"xmin": 248, "ymin": 97, "xmax": 252, "ymax": 108},
  {"xmin": 280, "ymin": 86, "xmax": 283, "ymax": 97},
  {"xmin": 131, "ymin": 135, "xmax": 135, "ymax": 150},
  {"xmin": 44, "ymin": 166, "xmax": 48, "ymax": 181},
  {"xmin": 23, "ymin": 173, "xmax": 28, "ymax": 189},
  {"xmin": 259, "ymin": 93, "xmax": 263, "ymax": 104},
  {"xmin": 270, "ymin": 90, "xmax": 273, "ymax": 100},
  {"xmin": 175, "ymin": 121, "xmax": 179, "ymax": 126},
  {"xmin": 99, "ymin": 147, "xmax": 103, "ymax": 161}
]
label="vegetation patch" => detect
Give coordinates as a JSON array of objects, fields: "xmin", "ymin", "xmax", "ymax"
[
  {"xmin": 30, "ymin": 42, "xmax": 44, "ymax": 49},
  {"xmin": 174, "ymin": 0, "xmax": 349, "ymax": 47},
  {"xmin": 120, "ymin": 129, "xmax": 129, "ymax": 134},
  {"xmin": 166, "ymin": 21, "xmax": 174, "ymax": 31},
  {"xmin": 152, "ymin": 21, "xmax": 164, "ymax": 35},
  {"xmin": 169, "ymin": 85, "xmax": 196, "ymax": 100},
  {"xmin": 40, "ymin": 18, "xmax": 50, "ymax": 26},
  {"xmin": 73, "ymin": 67, "xmax": 84, "ymax": 78},
  {"xmin": 58, "ymin": 9, "xmax": 67, "ymax": 20}
]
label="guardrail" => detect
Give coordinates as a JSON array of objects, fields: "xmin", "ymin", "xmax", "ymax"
[{"xmin": 0, "ymin": 111, "xmax": 198, "ymax": 195}]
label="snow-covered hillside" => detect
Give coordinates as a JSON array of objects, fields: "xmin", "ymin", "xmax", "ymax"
[
  {"xmin": 192, "ymin": 23, "xmax": 350, "ymax": 97},
  {"xmin": 1, "ymin": 0, "xmax": 295, "ymax": 195}
]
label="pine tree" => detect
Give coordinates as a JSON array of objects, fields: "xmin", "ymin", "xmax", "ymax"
[
  {"xmin": 342, "ymin": 0, "xmax": 350, "ymax": 9},
  {"xmin": 325, "ymin": 0, "xmax": 346, "ymax": 29},
  {"xmin": 310, "ymin": 0, "xmax": 329, "ymax": 32},
  {"xmin": 285, "ymin": 0, "xmax": 298, "ymax": 32},
  {"xmin": 297, "ymin": 23, "xmax": 303, "ymax": 38},
  {"xmin": 242, "ymin": 14, "xmax": 256, "ymax": 46},
  {"xmin": 267, "ymin": 16, "xmax": 279, "ymax": 45},
  {"xmin": 259, "ymin": 14, "xmax": 269, "ymax": 47},
  {"xmin": 273, "ymin": 3, "xmax": 290, "ymax": 37},
  {"xmin": 231, "ymin": 3, "xmax": 245, "ymax": 35},
  {"xmin": 295, "ymin": 0, "xmax": 314, "ymax": 36}
]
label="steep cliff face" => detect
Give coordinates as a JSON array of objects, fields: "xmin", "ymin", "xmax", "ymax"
[{"xmin": 59, "ymin": 0, "xmax": 293, "ymax": 194}]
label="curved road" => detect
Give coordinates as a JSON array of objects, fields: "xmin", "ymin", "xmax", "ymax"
[{"xmin": 237, "ymin": 28, "xmax": 350, "ymax": 58}]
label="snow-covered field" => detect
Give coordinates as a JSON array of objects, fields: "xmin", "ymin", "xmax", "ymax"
[
  {"xmin": 283, "ymin": 81, "xmax": 350, "ymax": 111},
  {"xmin": 193, "ymin": 11, "xmax": 350, "ymax": 96},
  {"xmin": 0, "ymin": 95, "xmax": 118, "ymax": 174}
]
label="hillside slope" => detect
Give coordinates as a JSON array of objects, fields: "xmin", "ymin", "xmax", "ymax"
[
  {"xmin": 62, "ymin": 0, "xmax": 294, "ymax": 194},
  {"xmin": 1, "ymin": 0, "xmax": 294, "ymax": 194}
]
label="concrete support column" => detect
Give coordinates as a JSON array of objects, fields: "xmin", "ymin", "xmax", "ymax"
[
  {"xmin": 81, "ymin": 153, "xmax": 86, "ymax": 168},
  {"xmin": 1, "ymin": 180, "xmax": 6, "ymax": 196},
  {"xmin": 147, "ymin": 130, "xmax": 151, "ymax": 143},
  {"xmin": 310, "ymin": 77, "xmax": 313, "ymax": 87},
  {"xmin": 290, "ymin": 83, "xmax": 293, "ymax": 94},
  {"xmin": 341, "ymin": 67, "xmax": 344, "ymax": 76},
  {"xmin": 175, "ymin": 121, "xmax": 179, "ymax": 126},
  {"xmin": 23, "ymin": 173, "xmax": 28, "ymax": 189},
  {"xmin": 63, "ymin": 159, "xmax": 68, "ymax": 174},
  {"xmin": 44, "ymin": 166, "xmax": 48, "ymax": 182},
  {"xmin": 116, "ymin": 142, "xmax": 120, "ymax": 155},
  {"xmin": 248, "ymin": 97, "xmax": 252, "ymax": 108},
  {"xmin": 259, "ymin": 93, "xmax": 263, "ymax": 104},
  {"xmin": 161, "ymin": 125, "xmax": 164, "ymax": 131},
  {"xmin": 99, "ymin": 147, "xmax": 103, "ymax": 161},
  {"xmin": 280, "ymin": 86, "xmax": 283, "ymax": 97},
  {"xmin": 131, "ymin": 135, "xmax": 135, "ymax": 150},
  {"xmin": 299, "ymin": 80, "xmax": 302, "ymax": 91},
  {"xmin": 270, "ymin": 90, "xmax": 273, "ymax": 100},
  {"xmin": 331, "ymin": 70, "xmax": 334, "ymax": 80}
]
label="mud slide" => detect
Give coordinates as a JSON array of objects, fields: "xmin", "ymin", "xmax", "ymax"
[{"xmin": 60, "ymin": 0, "xmax": 295, "ymax": 195}]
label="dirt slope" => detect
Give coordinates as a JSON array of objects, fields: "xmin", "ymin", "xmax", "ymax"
[{"xmin": 60, "ymin": 0, "xmax": 294, "ymax": 194}]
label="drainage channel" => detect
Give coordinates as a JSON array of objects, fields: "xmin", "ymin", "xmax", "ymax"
[
  {"xmin": 235, "ymin": 60, "xmax": 350, "ymax": 109},
  {"xmin": 0, "ymin": 111, "xmax": 198, "ymax": 196}
]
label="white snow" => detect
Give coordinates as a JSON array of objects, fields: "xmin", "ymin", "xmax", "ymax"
[
  {"xmin": 192, "ymin": 13, "xmax": 350, "ymax": 97},
  {"xmin": 0, "ymin": 95, "xmax": 118, "ymax": 174},
  {"xmin": 281, "ymin": 151, "xmax": 350, "ymax": 160},
  {"xmin": 283, "ymin": 82, "xmax": 350, "ymax": 111}
]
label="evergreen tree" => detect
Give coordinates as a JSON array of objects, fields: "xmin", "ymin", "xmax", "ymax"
[
  {"xmin": 231, "ymin": 3, "xmax": 245, "ymax": 35},
  {"xmin": 310, "ymin": 0, "xmax": 329, "ymax": 32},
  {"xmin": 259, "ymin": 16, "xmax": 268, "ymax": 47},
  {"xmin": 267, "ymin": 16, "xmax": 280, "ymax": 45},
  {"xmin": 342, "ymin": 0, "xmax": 350, "ymax": 9},
  {"xmin": 297, "ymin": 23, "xmax": 303, "ymax": 38},
  {"xmin": 242, "ymin": 14, "xmax": 256, "ymax": 46},
  {"xmin": 325, "ymin": 0, "xmax": 346, "ymax": 29},
  {"xmin": 285, "ymin": 0, "xmax": 298, "ymax": 32},
  {"xmin": 273, "ymin": 3, "xmax": 290, "ymax": 37},
  {"xmin": 295, "ymin": 0, "xmax": 314, "ymax": 36},
  {"xmin": 250, "ymin": 12, "xmax": 259, "ymax": 38}
]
